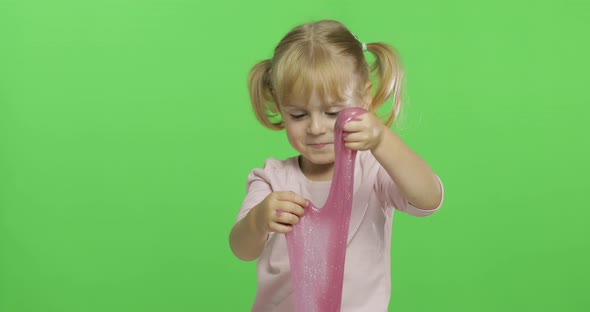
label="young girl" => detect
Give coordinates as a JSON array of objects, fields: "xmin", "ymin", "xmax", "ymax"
[{"xmin": 229, "ymin": 20, "xmax": 444, "ymax": 311}]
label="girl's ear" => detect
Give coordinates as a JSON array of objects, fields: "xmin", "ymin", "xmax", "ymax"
[{"xmin": 362, "ymin": 82, "xmax": 373, "ymax": 109}]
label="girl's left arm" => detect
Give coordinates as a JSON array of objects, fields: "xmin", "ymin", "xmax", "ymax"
[
  {"xmin": 343, "ymin": 113, "xmax": 442, "ymax": 210},
  {"xmin": 371, "ymin": 128, "xmax": 442, "ymax": 210}
]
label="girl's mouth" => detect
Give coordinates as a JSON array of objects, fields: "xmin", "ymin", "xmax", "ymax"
[{"xmin": 309, "ymin": 143, "xmax": 332, "ymax": 149}]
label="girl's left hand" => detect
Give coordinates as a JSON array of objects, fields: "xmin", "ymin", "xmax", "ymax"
[{"xmin": 342, "ymin": 112, "xmax": 386, "ymax": 152}]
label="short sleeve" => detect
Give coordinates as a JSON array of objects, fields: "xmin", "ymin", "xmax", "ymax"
[
  {"xmin": 235, "ymin": 165, "xmax": 274, "ymax": 224},
  {"xmin": 375, "ymin": 166, "xmax": 444, "ymax": 217}
]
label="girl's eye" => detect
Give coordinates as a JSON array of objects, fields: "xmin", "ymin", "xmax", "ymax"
[
  {"xmin": 326, "ymin": 111, "xmax": 341, "ymax": 117},
  {"xmin": 289, "ymin": 113, "xmax": 306, "ymax": 120}
]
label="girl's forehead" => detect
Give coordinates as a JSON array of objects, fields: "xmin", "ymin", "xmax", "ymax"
[
  {"xmin": 281, "ymin": 93, "xmax": 354, "ymax": 110},
  {"xmin": 273, "ymin": 49, "xmax": 363, "ymax": 110},
  {"xmin": 280, "ymin": 83, "xmax": 356, "ymax": 108}
]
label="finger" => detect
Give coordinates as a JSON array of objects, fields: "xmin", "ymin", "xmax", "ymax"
[
  {"xmin": 342, "ymin": 121, "xmax": 366, "ymax": 132},
  {"xmin": 275, "ymin": 211, "xmax": 300, "ymax": 225},
  {"xmin": 269, "ymin": 222, "xmax": 293, "ymax": 233},
  {"xmin": 290, "ymin": 203, "xmax": 305, "ymax": 217},
  {"xmin": 278, "ymin": 191, "xmax": 308, "ymax": 208},
  {"xmin": 343, "ymin": 114, "xmax": 367, "ymax": 127},
  {"xmin": 343, "ymin": 132, "xmax": 369, "ymax": 143},
  {"xmin": 345, "ymin": 142, "xmax": 370, "ymax": 151},
  {"xmin": 278, "ymin": 201, "xmax": 305, "ymax": 217}
]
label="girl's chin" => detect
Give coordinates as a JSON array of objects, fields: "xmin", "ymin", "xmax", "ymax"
[{"xmin": 300, "ymin": 155, "xmax": 335, "ymax": 166}]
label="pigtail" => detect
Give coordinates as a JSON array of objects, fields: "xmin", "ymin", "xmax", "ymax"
[
  {"xmin": 247, "ymin": 60, "xmax": 283, "ymax": 130},
  {"xmin": 365, "ymin": 42, "xmax": 405, "ymax": 128}
]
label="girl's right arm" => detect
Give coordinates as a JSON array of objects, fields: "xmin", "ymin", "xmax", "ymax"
[{"xmin": 229, "ymin": 191, "xmax": 308, "ymax": 261}]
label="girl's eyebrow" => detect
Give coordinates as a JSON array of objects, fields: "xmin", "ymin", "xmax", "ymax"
[
  {"xmin": 281, "ymin": 105, "xmax": 305, "ymax": 110},
  {"xmin": 282, "ymin": 100, "xmax": 351, "ymax": 110},
  {"xmin": 325, "ymin": 101, "xmax": 350, "ymax": 108}
]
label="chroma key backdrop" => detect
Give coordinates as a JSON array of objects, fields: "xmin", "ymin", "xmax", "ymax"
[{"xmin": 1, "ymin": 0, "xmax": 588, "ymax": 311}]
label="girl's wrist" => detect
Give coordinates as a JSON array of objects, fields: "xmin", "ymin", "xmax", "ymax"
[
  {"xmin": 248, "ymin": 205, "xmax": 268, "ymax": 238},
  {"xmin": 370, "ymin": 124, "xmax": 388, "ymax": 154}
]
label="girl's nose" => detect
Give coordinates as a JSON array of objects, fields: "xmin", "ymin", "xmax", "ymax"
[{"xmin": 307, "ymin": 115, "xmax": 328, "ymax": 135}]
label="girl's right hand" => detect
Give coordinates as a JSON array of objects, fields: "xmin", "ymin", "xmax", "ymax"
[{"xmin": 253, "ymin": 191, "xmax": 308, "ymax": 234}]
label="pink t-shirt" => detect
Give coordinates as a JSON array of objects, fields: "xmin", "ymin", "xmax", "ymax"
[{"xmin": 236, "ymin": 151, "xmax": 444, "ymax": 311}]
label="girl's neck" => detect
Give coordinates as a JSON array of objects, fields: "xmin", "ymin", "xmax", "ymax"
[{"xmin": 298, "ymin": 156, "xmax": 334, "ymax": 181}]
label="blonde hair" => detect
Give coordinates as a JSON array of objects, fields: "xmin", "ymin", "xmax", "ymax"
[{"xmin": 248, "ymin": 20, "xmax": 404, "ymax": 130}]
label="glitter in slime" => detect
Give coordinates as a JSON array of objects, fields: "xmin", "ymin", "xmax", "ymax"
[{"xmin": 285, "ymin": 107, "xmax": 367, "ymax": 312}]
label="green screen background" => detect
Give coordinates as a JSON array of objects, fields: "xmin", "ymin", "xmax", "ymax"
[{"xmin": 1, "ymin": 0, "xmax": 588, "ymax": 311}]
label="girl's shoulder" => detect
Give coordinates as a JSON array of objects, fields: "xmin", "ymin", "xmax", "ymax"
[
  {"xmin": 247, "ymin": 156, "xmax": 302, "ymax": 186},
  {"xmin": 253, "ymin": 156, "xmax": 298, "ymax": 173}
]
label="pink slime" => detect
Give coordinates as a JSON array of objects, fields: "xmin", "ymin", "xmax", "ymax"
[{"xmin": 285, "ymin": 107, "xmax": 367, "ymax": 312}]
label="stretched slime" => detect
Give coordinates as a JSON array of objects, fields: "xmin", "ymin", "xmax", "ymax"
[{"xmin": 285, "ymin": 107, "xmax": 367, "ymax": 312}]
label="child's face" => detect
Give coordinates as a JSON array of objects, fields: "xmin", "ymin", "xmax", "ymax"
[{"xmin": 280, "ymin": 89, "xmax": 361, "ymax": 169}]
